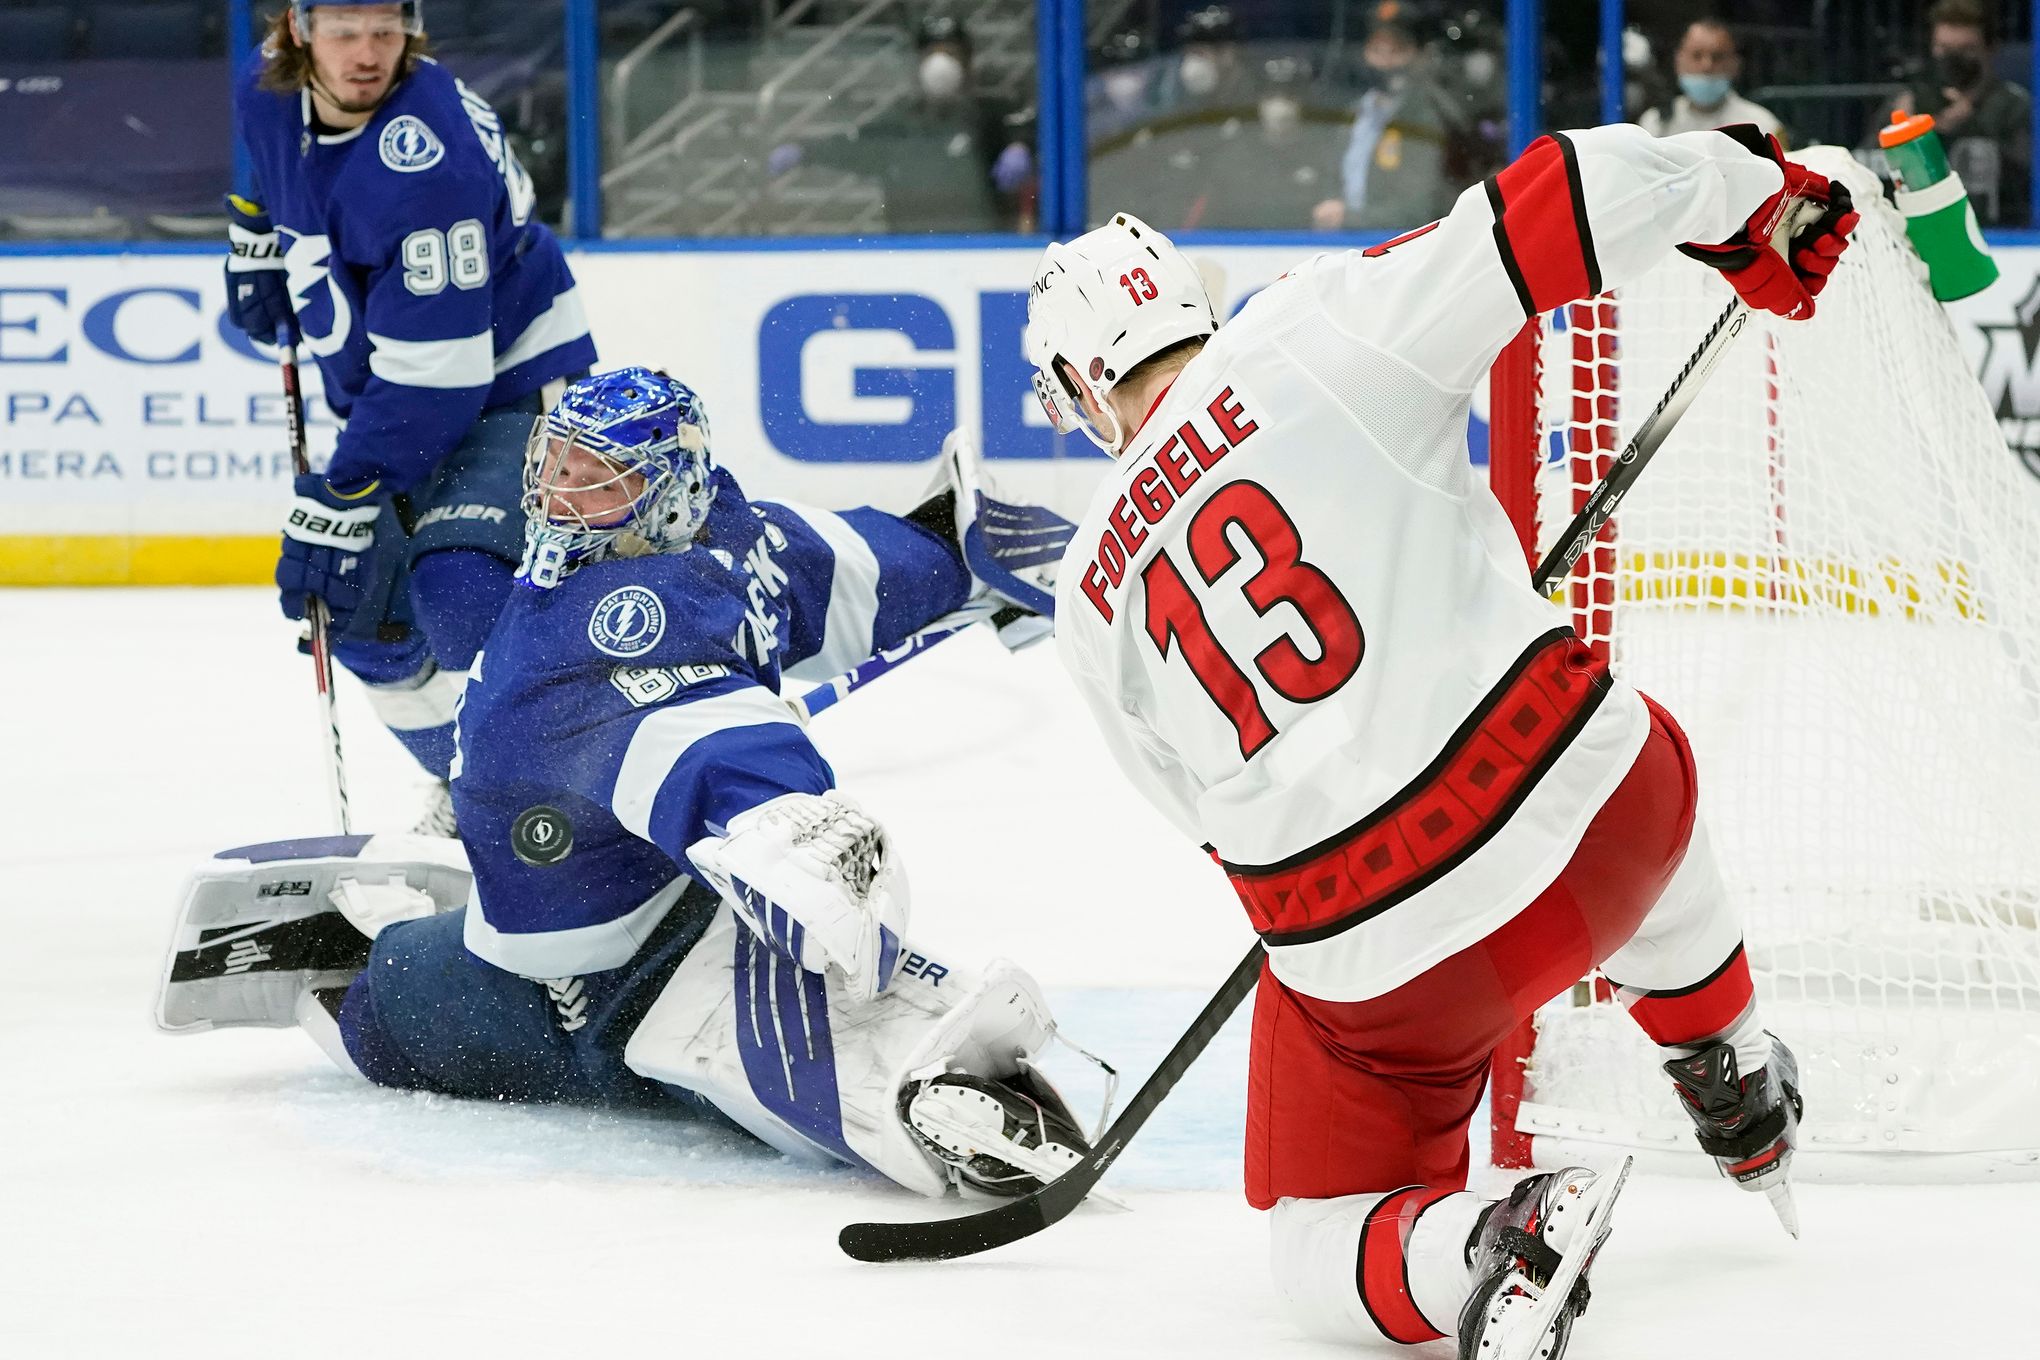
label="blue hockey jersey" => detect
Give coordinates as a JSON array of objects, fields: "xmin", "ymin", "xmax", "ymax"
[
  {"xmin": 451, "ymin": 471, "xmax": 972, "ymax": 979},
  {"xmin": 234, "ymin": 51, "xmax": 597, "ymax": 493}
]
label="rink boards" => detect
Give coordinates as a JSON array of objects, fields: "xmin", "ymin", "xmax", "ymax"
[{"xmin": 5, "ymin": 239, "xmax": 2040, "ymax": 584}]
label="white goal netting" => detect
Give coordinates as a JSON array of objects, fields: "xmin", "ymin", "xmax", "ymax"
[{"xmin": 1508, "ymin": 148, "xmax": 2040, "ymax": 1178}]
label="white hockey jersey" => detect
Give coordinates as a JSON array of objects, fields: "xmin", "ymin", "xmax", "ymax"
[{"xmin": 1054, "ymin": 125, "xmax": 1784, "ymax": 1003}]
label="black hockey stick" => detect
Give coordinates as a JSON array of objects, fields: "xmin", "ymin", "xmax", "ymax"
[
  {"xmin": 278, "ymin": 327, "xmax": 353, "ymax": 835},
  {"xmin": 841, "ymin": 266, "xmax": 1776, "ymax": 1267},
  {"xmin": 1532, "ymin": 198, "xmax": 1822, "ymax": 590},
  {"xmin": 1530, "ymin": 296, "xmax": 1748, "ymax": 591},
  {"xmin": 839, "ymin": 943, "xmax": 1268, "ymax": 1262}
]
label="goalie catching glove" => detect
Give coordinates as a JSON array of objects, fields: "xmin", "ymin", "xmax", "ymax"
[
  {"xmin": 920, "ymin": 430, "xmax": 1076, "ymax": 651},
  {"xmin": 686, "ymin": 791, "xmax": 908, "ymax": 1004},
  {"xmin": 1679, "ymin": 125, "xmax": 1860, "ymax": 321}
]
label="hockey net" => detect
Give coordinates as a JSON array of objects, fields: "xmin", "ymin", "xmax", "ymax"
[{"xmin": 1485, "ymin": 148, "xmax": 2040, "ymax": 1179}]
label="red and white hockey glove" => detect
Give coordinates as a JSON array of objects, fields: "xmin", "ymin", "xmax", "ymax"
[{"xmin": 1678, "ymin": 126, "xmax": 1860, "ymax": 321}]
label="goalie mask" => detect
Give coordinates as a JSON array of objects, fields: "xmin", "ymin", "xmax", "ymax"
[
  {"xmin": 519, "ymin": 367, "xmax": 717, "ymax": 590},
  {"xmin": 1023, "ymin": 212, "xmax": 1218, "ymax": 452}
]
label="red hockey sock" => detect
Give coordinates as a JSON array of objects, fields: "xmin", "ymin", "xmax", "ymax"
[{"xmin": 1618, "ymin": 941, "xmax": 1754, "ymax": 1047}]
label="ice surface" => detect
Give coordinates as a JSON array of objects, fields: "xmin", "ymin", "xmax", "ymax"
[{"xmin": 0, "ymin": 589, "xmax": 2025, "ymax": 1356}]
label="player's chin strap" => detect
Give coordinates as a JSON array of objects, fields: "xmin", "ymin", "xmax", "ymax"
[
  {"xmin": 306, "ymin": 69, "xmax": 400, "ymax": 123},
  {"xmin": 1035, "ymin": 361, "xmax": 1126, "ymax": 456},
  {"xmin": 1079, "ymin": 398, "xmax": 1125, "ymax": 456}
]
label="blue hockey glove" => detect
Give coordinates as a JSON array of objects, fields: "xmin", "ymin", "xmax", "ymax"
[
  {"xmin": 277, "ymin": 472, "xmax": 385, "ymax": 630},
  {"xmin": 224, "ymin": 193, "xmax": 296, "ymax": 344}
]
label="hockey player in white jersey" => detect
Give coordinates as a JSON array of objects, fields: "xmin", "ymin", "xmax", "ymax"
[{"xmin": 1025, "ymin": 124, "xmax": 1857, "ymax": 1356}]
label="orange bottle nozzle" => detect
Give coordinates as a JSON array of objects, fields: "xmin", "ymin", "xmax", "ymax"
[{"xmin": 1880, "ymin": 109, "xmax": 1939, "ymax": 148}]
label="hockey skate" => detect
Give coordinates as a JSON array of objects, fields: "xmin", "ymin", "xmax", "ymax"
[
  {"xmin": 1663, "ymin": 1034, "xmax": 1804, "ymax": 1236},
  {"xmin": 1458, "ymin": 1159, "xmax": 1632, "ymax": 1360},
  {"xmin": 899, "ymin": 1068, "xmax": 1093, "ymax": 1196}
]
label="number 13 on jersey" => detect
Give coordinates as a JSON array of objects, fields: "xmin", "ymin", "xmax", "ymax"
[{"xmin": 1142, "ymin": 479, "xmax": 1364, "ymax": 759}]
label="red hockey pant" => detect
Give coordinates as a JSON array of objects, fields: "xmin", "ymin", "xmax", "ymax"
[{"xmin": 1245, "ymin": 695, "xmax": 1754, "ymax": 1209}]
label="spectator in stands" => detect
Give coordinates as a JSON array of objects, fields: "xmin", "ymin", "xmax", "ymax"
[
  {"xmin": 1618, "ymin": 25, "xmax": 1674, "ymax": 125},
  {"xmin": 1434, "ymin": 3, "xmax": 1509, "ymax": 134},
  {"xmin": 1089, "ymin": 27, "xmax": 1162, "ymax": 145},
  {"xmin": 769, "ymin": 14, "xmax": 1033, "ymax": 233},
  {"xmin": 1154, "ymin": 5, "xmax": 1254, "ymax": 116},
  {"xmin": 1312, "ymin": 7, "xmax": 1462, "ymax": 230},
  {"xmin": 1639, "ymin": 19, "xmax": 1785, "ymax": 141},
  {"xmin": 1090, "ymin": 50, "xmax": 1344, "ymax": 231},
  {"xmin": 1894, "ymin": 0, "xmax": 2031, "ymax": 226},
  {"xmin": 1225, "ymin": 56, "xmax": 1349, "ymax": 227}
]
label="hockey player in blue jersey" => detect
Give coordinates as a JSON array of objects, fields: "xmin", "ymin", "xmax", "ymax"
[
  {"xmin": 155, "ymin": 368, "xmax": 1102, "ymax": 1199},
  {"xmin": 226, "ymin": 1, "xmax": 597, "ymax": 828}
]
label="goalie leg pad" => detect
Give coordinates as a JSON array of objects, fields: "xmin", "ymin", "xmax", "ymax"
[
  {"xmin": 155, "ymin": 833, "xmax": 471, "ymax": 1035},
  {"xmin": 623, "ymin": 902, "xmax": 1076, "ymax": 1197}
]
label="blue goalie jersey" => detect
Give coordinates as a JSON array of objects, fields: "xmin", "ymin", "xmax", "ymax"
[
  {"xmin": 451, "ymin": 471, "xmax": 972, "ymax": 979},
  {"xmin": 234, "ymin": 51, "xmax": 598, "ymax": 492}
]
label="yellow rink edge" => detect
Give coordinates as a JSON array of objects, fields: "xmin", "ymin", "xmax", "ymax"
[{"xmin": 0, "ymin": 536, "xmax": 275, "ymax": 586}]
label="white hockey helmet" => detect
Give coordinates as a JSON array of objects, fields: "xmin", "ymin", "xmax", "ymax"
[{"xmin": 1024, "ymin": 212, "xmax": 1218, "ymax": 451}]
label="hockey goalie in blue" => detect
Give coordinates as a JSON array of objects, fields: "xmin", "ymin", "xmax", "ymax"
[
  {"xmin": 227, "ymin": 2, "xmax": 597, "ymax": 823},
  {"xmin": 156, "ymin": 368, "xmax": 1106, "ymax": 1200}
]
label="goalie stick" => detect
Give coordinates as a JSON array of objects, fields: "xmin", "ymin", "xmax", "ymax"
[
  {"xmin": 796, "ymin": 470, "xmax": 1072, "ymax": 717},
  {"xmin": 839, "ymin": 230, "xmax": 1810, "ymax": 1265},
  {"xmin": 794, "ymin": 600, "xmax": 1000, "ymax": 719},
  {"xmin": 278, "ymin": 328, "xmax": 353, "ymax": 836}
]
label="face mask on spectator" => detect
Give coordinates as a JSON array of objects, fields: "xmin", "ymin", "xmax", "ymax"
[
  {"xmin": 1180, "ymin": 52, "xmax": 1220, "ymax": 96},
  {"xmin": 920, "ymin": 50, "xmax": 966, "ymax": 100},
  {"xmin": 1258, "ymin": 94, "xmax": 1300, "ymax": 134},
  {"xmin": 1679, "ymin": 72, "xmax": 1732, "ymax": 107},
  {"xmin": 1103, "ymin": 69, "xmax": 1148, "ymax": 112},
  {"xmin": 1934, "ymin": 50, "xmax": 1985, "ymax": 90}
]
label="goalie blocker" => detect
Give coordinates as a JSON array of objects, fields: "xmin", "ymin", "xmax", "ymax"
[{"xmin": 156, "ymin": 836, "xmax": 1098, "ymax": 1200}]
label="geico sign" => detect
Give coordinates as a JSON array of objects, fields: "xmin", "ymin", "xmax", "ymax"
[
  {"xmin": 758, "ymin": 290, "xmax": 1100, "ymax": 464},
  {"xmin": 0, "ymin": 285, "xmax": 270, "ymax": 366}
]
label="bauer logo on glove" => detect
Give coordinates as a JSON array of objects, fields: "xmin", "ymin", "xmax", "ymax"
[{"xmin": 286, "ymin": 502, "xmax": 378, "ymax": 548}]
